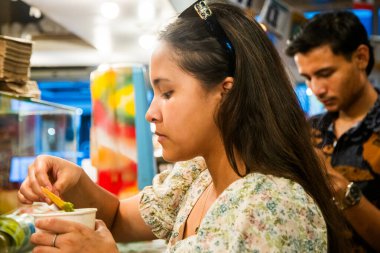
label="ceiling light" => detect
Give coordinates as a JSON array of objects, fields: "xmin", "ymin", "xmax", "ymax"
[
  {"xmin": 100, "ymin": 2, "xmax": 120, "ymax": 20},
  {"xmin": 94, "ymin": 26, "xmax": 112, "ymax": 53},
  {"xmin": 138, "ymin": 1, "xmax": 155, "ymax": 21},
  {"xmin": 138, "ymin": 34, "xmax": 157, "ymax": 51},
  {"xmin": 29, "ymin": 6, "xmax": 42, "ymax": 19},
  {"xmin": 48, "ymin": 128, "xmax": 56, "ymax": 136},
  {"xmin": 306, "ymin": 88, "xmax": 313, "ymax": 96}
]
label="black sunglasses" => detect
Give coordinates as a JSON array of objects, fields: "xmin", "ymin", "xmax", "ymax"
[{"xmin": 179, "ymin": 0, "xmax": 235, "ymax": 76}]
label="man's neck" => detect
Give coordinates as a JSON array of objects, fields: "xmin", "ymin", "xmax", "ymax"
[
  {"xmin": 334, "ymin": 84, "xmax": 378, "ymax": 138},
  {"xmin": 339, "ymin": 84, "xmax": 378, "ymax": 122}
]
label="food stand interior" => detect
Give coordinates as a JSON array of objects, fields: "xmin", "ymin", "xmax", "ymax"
[{"xmin": 1, "ymin": 0, "xmax": 380, "ymax": 251}]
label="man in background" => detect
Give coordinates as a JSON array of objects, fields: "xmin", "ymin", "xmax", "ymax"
[{"xmin": 286, "ymin": 11, "xmax": 380, "ymax": 252}]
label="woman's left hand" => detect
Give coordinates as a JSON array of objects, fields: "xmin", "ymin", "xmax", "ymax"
[{"xmin": 31, "ymin": 218, "xmax": 119, "ymax": 253}]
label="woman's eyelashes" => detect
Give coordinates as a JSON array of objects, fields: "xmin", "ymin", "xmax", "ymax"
[{"xmin": 162, "ymin": 90, "xmax": 174, "ymax": 99}]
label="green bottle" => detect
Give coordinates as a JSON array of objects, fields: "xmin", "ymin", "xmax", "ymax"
[
  {"xmin": 0, "ymin": 230, "xmax": 14, "ymax": 253},
  {"xmin": 0, "ymin": 213, "xmax": 35, "ymax": 253},
  {"xmin": 0, "ymin": 216, "xmax": 22, "ymax": 253}
]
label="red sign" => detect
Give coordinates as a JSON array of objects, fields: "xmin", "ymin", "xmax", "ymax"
[{"xmin": 353, "ymin": 0, "xmax": 374, "ymax": 10}]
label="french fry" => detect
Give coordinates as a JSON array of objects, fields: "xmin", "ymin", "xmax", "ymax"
[{"xmin": 41, "ymin": 186, "xmax": 74, "ymax": 212}]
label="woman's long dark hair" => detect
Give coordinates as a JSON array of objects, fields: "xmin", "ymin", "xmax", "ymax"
[{"xmin": 160, "ymin": 1, "xmax": 349, "ymax": 252}]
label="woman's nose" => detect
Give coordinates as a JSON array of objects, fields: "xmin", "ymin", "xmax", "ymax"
[
  {"xmin": 145, "ymin": 101, "xmax": 160, "ymax": 123},
  {"xmin": 145, "ymin": 108, "xmax": 154, "ymax": 123}
]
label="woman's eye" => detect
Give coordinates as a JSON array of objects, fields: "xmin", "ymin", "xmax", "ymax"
[{"xmin": 162, "ymin": 91, "xmax": 173, "ymax": 99}]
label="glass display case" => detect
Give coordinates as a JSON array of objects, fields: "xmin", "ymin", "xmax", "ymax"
[{"xmin": 0, "ymin": 91, "xmax": 79, "ymax": 194}]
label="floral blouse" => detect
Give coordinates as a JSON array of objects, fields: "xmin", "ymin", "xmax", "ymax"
[{"xmin": 140, "ymin": 157, "xmax": 327, "ymax": 252}]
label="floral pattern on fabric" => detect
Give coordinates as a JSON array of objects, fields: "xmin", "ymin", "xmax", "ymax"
[
  {"xmin": 140, "ymin": 158, "xmax": 327, "ymax": 252},
  {"xmin": 140, "ymin": 157, "xmax": 207, "ymax": 239}
]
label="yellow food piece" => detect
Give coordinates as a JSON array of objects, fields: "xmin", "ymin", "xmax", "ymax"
[{"xmin": 41, "ymin": 187, "xmax": 74, "ymax": 212}]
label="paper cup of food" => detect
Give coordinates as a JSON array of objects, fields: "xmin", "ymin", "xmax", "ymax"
[{"xmin": 32, "ymin": 208, "xmax": 97, "ymax": 232}]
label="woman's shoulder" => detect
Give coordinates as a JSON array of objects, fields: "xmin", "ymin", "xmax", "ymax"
[
  {"xmin": 235, "ymin": 173, "xmax": 322, "ymax": 212},
  {"xmin": 202, "ymin": 173, "xmax": 327, "ymax": 251},
  {"xmin": 151, "ymin": 157, "xmax": 207, "ymax": 188},
  {"xmin": 243, "ymin": 173, "xmax": 311, "ymax": 197},
  {"xmin": 221, "ymin": 172, "xmax": 327, "ymax": 235},
  {"xmin": 172, "ymin": 157, "xmax": 208, "ymax": 177}
]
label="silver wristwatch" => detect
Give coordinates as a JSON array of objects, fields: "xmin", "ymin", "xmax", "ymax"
[{"xmin": 343, "ymin": 182, "xmax": 362, "ymax": 209}]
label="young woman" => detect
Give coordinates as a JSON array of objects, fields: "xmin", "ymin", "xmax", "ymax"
[{"xmin": 19, "ymin": 1, "xmax": 349, "ymax": 252}]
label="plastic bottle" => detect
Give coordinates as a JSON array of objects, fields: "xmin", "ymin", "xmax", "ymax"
[
  {"xmin": 0, "ymin": 213, "xmax": 35, "ymax": 253},
  {"xmin": 7, "ymin": 213, "xmax": 35, "ymax": 252},
  {"xmin": 0, "ymin": 216, "xmax": 22, "ymax": 253},
  {"xmin": 0, "ymin": 230, "xmax": 14, "ymax": 253}
]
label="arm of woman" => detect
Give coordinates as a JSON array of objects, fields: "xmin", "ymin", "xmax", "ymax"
[
  {"xmin": 110, "ymin": 194, "xmax": 157, "ymax": 242},
  {"xmin": 65, "ymin": 175, "xmax": 156, "ymax": 242},
  {"xmin": 18, "ymin": 155, "xmax": 155, "ymax": 242}
]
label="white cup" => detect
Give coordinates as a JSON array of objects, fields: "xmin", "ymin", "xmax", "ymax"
[{"xmin": 32, "ymin": 208, "xmax": 97, "ymax": 232}]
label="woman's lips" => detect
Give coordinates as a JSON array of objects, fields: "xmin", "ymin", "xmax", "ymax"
[{"xmin": 155, "ymin": 131, "xmax": 167, "ymax": 142}]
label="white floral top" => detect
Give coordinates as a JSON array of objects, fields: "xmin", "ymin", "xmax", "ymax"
[{"xmin": 140, "ymin": 157, "xmax": 327, "ymax": 252}]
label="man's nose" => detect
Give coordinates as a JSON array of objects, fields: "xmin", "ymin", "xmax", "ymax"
[{"xmin": 309, "ymin": 78, "xmax": 327, "ymax": 97}]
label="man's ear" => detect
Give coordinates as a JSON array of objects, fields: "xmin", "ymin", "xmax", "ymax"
[{"xmin": 354, "ymin": 44, "xmax": 370, "ymax": 71}]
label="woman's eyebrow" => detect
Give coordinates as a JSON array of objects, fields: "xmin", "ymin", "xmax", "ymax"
[{"xmin": 152, "ymin": 78, "xmax": 171, "ymax": 87}]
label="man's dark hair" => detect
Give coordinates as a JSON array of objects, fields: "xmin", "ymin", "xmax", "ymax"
[{"xmin": 286, "ymin": 11, "xmax": 374, "ymax": 75}]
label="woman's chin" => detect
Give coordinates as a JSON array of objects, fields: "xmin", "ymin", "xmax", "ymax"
[
  {"xmin": 161, "ymin": 152, "xmax": 176, "ymax": 163},
  {"xmin": 161, "ymin": 152, "xmax": 194, "ymax": 163}
]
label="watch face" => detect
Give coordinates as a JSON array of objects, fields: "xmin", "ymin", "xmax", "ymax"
[{"xmin": 345, "ymin": 183, "xmax": 362, "ymax": 206}]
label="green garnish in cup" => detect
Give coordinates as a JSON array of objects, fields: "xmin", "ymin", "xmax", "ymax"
[
  {"xmin": 41, "ymin": 187, "xmax": 74, "ymax": 212},
  {"xmin": 61, "ymin": 202, "xmax": 75, "ymax": 212}
]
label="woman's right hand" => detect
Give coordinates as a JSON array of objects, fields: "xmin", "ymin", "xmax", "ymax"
[
  {"xmin": 18, "ymin": 155, "xmax": 83, "ymax": 205},
  {"xmin": 31, "ymin": 219, "xmax": 119, "ymax": 253}
]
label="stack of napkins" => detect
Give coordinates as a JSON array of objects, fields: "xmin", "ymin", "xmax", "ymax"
[
  {"xmin": 0, "ymin": 35, "xmax": 32, "ymax": 82},
  {"xmin": 0, "ymin": 35, "xmax": 40, "ymax": 98}
]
